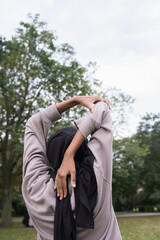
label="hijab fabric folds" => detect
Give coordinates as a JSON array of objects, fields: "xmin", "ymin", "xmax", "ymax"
[{"xmin": 47, "ymin": 127, "xmax": 97, "ymax": 240}]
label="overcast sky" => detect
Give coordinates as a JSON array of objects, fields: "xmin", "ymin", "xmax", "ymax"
[{"xmin": 1, "ymin": 0, "xmax": 160, "ymax": 136}]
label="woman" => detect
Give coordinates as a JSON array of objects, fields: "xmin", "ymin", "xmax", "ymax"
[{"xmin": 22, "ymin": 96, "xmax": 122, "ymax": 240}]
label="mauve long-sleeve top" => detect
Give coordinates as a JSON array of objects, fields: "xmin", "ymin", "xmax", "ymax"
[{"xmin": 22, "ymin": 101, "xmax": 122, "ymax": 240}]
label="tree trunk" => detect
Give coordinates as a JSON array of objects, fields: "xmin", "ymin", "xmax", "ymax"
[{"xmin": 1, "ymin": 181, "xmax": 12, "ymax": 227}]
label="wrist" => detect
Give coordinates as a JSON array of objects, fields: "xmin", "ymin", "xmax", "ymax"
[
  {"xmin": 56, "ymin": 97, "xmax": 78, "ymax": 114},
  {"xmin": 72, "ymin": 96, "xmax": 80, "ymax": 105},
  {"xmin": 65, "ymin": 97, "xmax": 79, "ymax": 108},
  {"xmin": 65, "ymin": 148, "xmax": 76, "ymax": 158}
]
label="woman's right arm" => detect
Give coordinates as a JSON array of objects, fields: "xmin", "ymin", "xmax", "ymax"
[
  {"xmin": 54, "ymin": 129, "xmax": 85, "ymax": 200},
  {"xmin": 55, "ymin": 101, "xmax": 111, "ymax": 200}
]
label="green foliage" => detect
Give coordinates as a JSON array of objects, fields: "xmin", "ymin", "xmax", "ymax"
[
  {"xmin": 136, "ymin": 113, "xmax": 160, "ymax": 207},
  {"xmin": 0, "ymin": 13, "xmax": 99, "ymax": 226},
  {"xmin": 106, "ymin": 88, "xmax": 135, "ymax": 137},
  {"xmin": 112, "ymin": 112, "xmax": 160, "ymax": 212},
  {"xmin": 112, "ymin": 136, "xmax": 148, "ymax": 210},
  {"xmin": 0, "ymin": 13, "xmax": 96, "ymax": 179},
  {"xmin": 12, "ymin": 193, "xmax": 26, "ymax": 216},
  {"xmin": 149, "ymin": 191, "xmax": 160, "ymax": 202},
  {"xmin": 0, "ymin": 14, "xmax": 136, "ymax": 225}
]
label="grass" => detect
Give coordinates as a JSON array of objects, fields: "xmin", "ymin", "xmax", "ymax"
[
  {"xmin": 118, "ymin": 216, "xmax": 160, "ymax": 240},
  {"xmin": 0, "ymin": 222, "xmax": 37, "ymax": 240},
  {"xmin": 0, "ymin": 216, "xmax": 160, "ymax": 240}
]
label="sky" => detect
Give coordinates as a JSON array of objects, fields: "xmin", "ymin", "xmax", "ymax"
[{"xmin": 1, "ymin": 0, "xmax": 160, "ymax": 136}]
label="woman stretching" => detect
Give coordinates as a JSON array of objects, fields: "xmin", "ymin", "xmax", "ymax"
[{"xmin": 22, "ymin": 96, "xmax": 122, "ymax": 240}]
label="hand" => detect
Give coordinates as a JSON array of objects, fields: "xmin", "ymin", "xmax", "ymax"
[
  {"xmin": 75, "ymin": 96, "xmax": 111, "ymax": 113},
  {"xmin": 56, "ymin": 95, "xmax": 110, "ymax": 114},
  {"xmin": 54, "ymin": 151, "xmax": 76, "ymax": 200}
]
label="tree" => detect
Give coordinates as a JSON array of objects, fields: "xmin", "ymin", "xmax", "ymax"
[
  {"xmin": 0, "ymin": 14, "xmax": 135, "ymax": 227},
  {"xmin": 112, "ymin": 136, "xmax": 148, "ymax": 211},
  {"xmin": 0, "ymin": 14, "xmax": 98, "ymax": 227},
  {"xmin": 136, "ymin": 113, "xmax": 160, "ymax": 211},
  {"xmin": 106, "ymin": 88, "xmax": 135, "ymax": 138},
  {"xmin": 112, "ymin": 113, "xmax": 160, "ymax": 212}
]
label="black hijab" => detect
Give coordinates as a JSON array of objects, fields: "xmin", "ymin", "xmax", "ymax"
[{"xmin": 47, "ymin": 127, "xmax": 97, "ymax": 240}]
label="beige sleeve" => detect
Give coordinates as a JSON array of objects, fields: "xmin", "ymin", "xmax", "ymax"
[{"xmin": 74, "ymin": 101, "xmax": 109, "ymax": 138}]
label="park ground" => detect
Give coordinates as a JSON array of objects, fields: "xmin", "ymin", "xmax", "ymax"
[{"xmin": 0, "ymin": 216, "xmax": 160, "ymax": 240}]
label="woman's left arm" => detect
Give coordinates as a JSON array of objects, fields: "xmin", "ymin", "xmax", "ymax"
[{"xmin": 55, "ymin": 100, "xmax": 111, "ymax": 200}]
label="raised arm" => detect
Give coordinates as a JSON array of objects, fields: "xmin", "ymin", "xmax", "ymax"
[
  {"xmin": 54, "ymin": 129, "xmax": 85, "ymax": 200},
  {"xmin": 55, "ymin": 101, "xmax": 111, "ymax": 200},
  {"xmin": 56, "ymin": 96, "xmax": 110, "ymax": 114},
  {"xmin": 23, "ymin": 96, "xmax": 109, "ymax": 203}
]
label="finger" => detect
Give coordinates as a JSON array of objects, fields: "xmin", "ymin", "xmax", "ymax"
[
  {"xmin": 61, "ymin": 176, "xmax": 67, "ymax": 198},
  {"xmin": 56, "ymin": 178, "xmax": 60, "ymax": 197},
  {"xmin": 56, "ymin": 184, "xmax": 60, "ymax": 197},
  {"xmin": 105, "ymin": 100, "xmax": 111, "ymax": 110},
  {"xmin": 56, "ymin": 174, "xmax": 61, "ymax": 197},
  {"xmin": 101, "ymin": 98, "xmax": 110, "ymax": 108},
  {"xmin": 102, "ymin": 99, "xmax": 111, "ymax": 109},
  {"xmin": 89, "ymin": 105, "xmax": 94, "ymax": 114},
  {"xmin": 58, "ymin": 182, "xmax": 63, "ymax": 200},
  {"xmin": 57, "ymin": 177, "xmax": 64, "ymax": 200},
  {"xmin": 54, "ymin": 175, "xmax": 58, "ymax": 190},
  {"xmin": 92, "ymin": 96, "xmax": 104, "ymax": 104},
  {"xmin": 57, "ymin": 188, "xmax": 59, "ymax": 197},
  {"xmin": 54, "ymin": 182, "xmax": 57, "ymax": 190},
  {"xmin": 58, "ymin": 172, "xmax": 67, "ymax": 200},
  {"xmin": 71, "ymin": 170, "xmax": 76, "ymax": 188},
  {"xmin": 94, "ymin": 97, "xmax": 111, "ymax": 110}
]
